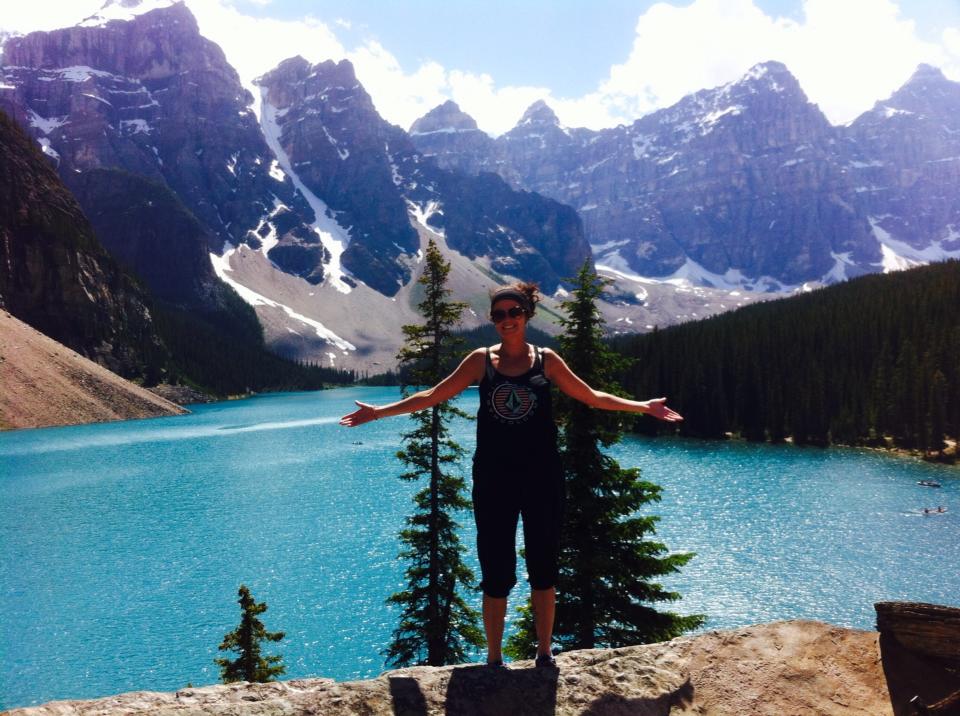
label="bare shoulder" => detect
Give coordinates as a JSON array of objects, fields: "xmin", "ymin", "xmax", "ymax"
[
  {"xmin": 542, "ymin": 347, "xmax": 565, "ymax": 363},
  {"xmin": 461, "ymin": 348, "xmax": 487, "ymax": 379},
  {"xmin": 541, "ymin": 347, "xmax": 568, "ymax": 377}
]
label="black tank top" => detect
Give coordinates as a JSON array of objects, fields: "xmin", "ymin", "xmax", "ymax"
[{"xmin": 476, "ymin": 345, "xmax": 558, "ymax": 459}]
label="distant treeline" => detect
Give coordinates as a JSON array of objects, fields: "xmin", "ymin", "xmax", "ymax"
[
  {"xmin": 155, "ymin": 300, "xmax": 355, "ymax": 396},
  {"xmin": 612, "ymin": 260, "xmax": 960, "ymax": 451}
]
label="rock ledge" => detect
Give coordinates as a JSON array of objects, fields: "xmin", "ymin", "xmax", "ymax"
[{"xmin": 7, "ymin": 620, "xmax": 896, "ymax": 715}]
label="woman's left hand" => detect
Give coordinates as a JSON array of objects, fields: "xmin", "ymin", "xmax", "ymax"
[
  {"xmin": 340, "ymin": 401, "xmax": 379, "ymax": 427},
  {"xmin": 644, "ymin": 398, "xmax": 683, "ymax": 422}
]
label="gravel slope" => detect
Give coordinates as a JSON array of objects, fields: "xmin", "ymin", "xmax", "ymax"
[{"xmin": 0, "ymin": 310, "xmax": 185, "ymax": 430}]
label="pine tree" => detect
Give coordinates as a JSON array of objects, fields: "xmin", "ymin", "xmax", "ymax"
[
  {"xmin": 215, "ymin": 585, "xmax": 285, "ymax": 683},
  {"xmin": 384, "ymin": 238, "xmax": 483, "ymax": 667},
  {"xmin": 507, "ymin": 261, "xmax": 703, "ymax": 658},
  {"xmin": 927, "ymin": 369, "xmax": 948, "ymax": 455}
]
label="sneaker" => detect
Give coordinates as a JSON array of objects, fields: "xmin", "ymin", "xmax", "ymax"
[{"xmin": 535, "ymin": 653, "xmax": 557, "ymax": 669}]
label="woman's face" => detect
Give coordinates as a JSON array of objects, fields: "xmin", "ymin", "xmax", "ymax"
[{"xmin": 490, "ymin": 299, "xmax": 528, "ymax": 340}]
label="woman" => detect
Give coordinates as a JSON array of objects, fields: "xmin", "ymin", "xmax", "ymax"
[{"xmin": 340, "ymin": 283, "xmax": 682, "ymax": 667}]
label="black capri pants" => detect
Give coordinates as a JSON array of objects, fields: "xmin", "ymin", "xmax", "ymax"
[{"xmin": 472, "ymin": 452, "xmax": 565, "ymax": 598}]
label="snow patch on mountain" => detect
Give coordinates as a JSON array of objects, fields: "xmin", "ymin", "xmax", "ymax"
[
  {"xmin": 46, "ymin": 66, "xmax": 116, "ymax": 83},
  {"xmin": 268, "ymin": 159, "xmax": 286, "ymax": 182},
  {"xmin": 870, "ymin": 216, "xmax": 960, "ymax": 272},
  {"xmin": 211, "ymin": 244, "xmax": 355, "ymax": 352},
  {"xmin": 80, "ymin": 0, "xmax": 176, "ymax": 27},
  {"xmin": 598, "ymin": 253, "xmax": 794, "ymax": 295},
  {"xmin": 408, "ymin": 200, "xmax": 445, "ymax": 237},
  {"xmin": 410, "ymin": 126, "xmax": 481, "ymax": 136},
  {"xmin": 37, "ymin": 137, "xmax": 60, "ymax": 160},
  {"xmin": 743, "ymin": 62, "xmax": 785, "ymax": 92},
  {"xmin": 321, "ymin": 125, "xmax": 349, "ymax": 160},
  {"xmin": 27, "ymin": 110, "xmax": 67, "ymax": 134},
  {"xmin": 259, "ymin": 90, "xmax": 354, "ymax": 293},
  {"xmin": 631, "ymin": 134, "xmax": 656, "ymax": 159},
  {"xmin": 823, "ymin": 252, "xmax": 856, "ymax": 283},
  {"xmin": 120, "ymin": 118, "xmax": 151, "ymax": 134}
]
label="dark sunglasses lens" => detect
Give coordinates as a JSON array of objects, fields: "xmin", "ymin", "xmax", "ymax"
[{"xmin": 491, "ymin": 306, "xmax": 526, "ymax": 322}]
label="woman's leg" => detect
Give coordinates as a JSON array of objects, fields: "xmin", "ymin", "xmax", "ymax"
[
  {"xmin": 521, "ymin": 455, "xmax": 565, "ymax": 657},
  {"xmin": 482, "ymin": 594, "xmax": 508, "ymax": 663},
  {"xmin": 472, "ymin": 459, "xmax": 519, "ymax": 663},
  {"xmin": 531, "ymin": 586, "xmax": 556, "ymax": 657}
]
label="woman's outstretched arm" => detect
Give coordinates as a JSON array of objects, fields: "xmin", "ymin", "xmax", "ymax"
[
  {"xmin": 339, "ymin": 349, "xmax": 486, "ymax": 427},
  {"xmin": 543, "ymin": 348, "xmax": 683, "ymax": 422}
]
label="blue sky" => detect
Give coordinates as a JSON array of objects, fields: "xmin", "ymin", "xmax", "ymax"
[
  {"xmin": 230, "ymin": 0, "xmax": 956, "ymax": 96},
  {"xmin": 5, "ymin": 0, "xmax": 960, "ymax": 134}
]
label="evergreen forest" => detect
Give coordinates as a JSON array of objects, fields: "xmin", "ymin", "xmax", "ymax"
[
  {"xmin": 154, "ymin": 300, "xmax": 356, "ymax": 397},
  {"xmin": 612, "ymin": 260, "xmax": 960, "ymax": 454}
]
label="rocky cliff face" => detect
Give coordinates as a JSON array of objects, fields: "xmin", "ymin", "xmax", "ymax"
[
  {"xmin": 0, "ymin": 1, "xmax": 595, "ymax": 368},
  {"xmin": 410, "ymin": 100, "xmax": 498, "ymax": 177},
  {"xmin": 0, "ymin": 2, "xmax": 592, "ymax": 306},
  {"xmin": 0, "ymin": 1, "xmax": 324, "ymax": 291},
  {"xmin": 0, "ymin": 109, "xmax": 166, "ymax": 378},
  {"xmin": 844, "ymin": 64, "xmax": 960, "ymax": 264},
  {"xmin": 411, "ymin": 61, "xmax": 960, "ymax": 290},
  {"xmin": 256, "ymin": 56, "xmax": 420, "ymax": 295},
  {"xmin": 257, "ymin": 56, "xmax": 591, "ymax": 295}
]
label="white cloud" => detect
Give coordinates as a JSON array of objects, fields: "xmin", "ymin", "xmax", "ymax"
[
  {"xmin": 346, "ymin": 0, "xmax": 960, "ymax": 132},
  {"xmin": 185, "ymin": 0, "xmax": 345, "ymax": 101},
  {"xmin": 590, "ymin": 0, "xmax": 959, "ymax": 127},
  {"xmin": 345, "ymin": 41, "xmax": 447, "ymax": 129},
  {"xmin": 600, "ymin": 0, "xmax": 793, "ymax": 121},
  {"xmin": 445, "ymin": 71, "xmax": 551, "ymax": 136},
  {"xmin": 939, "ymin": 27, "xmax": 960, "ymax": 80},
  {"xmin": 786, "ymin": 0, "xmax": 950, "ymax": 121},
  {"xmin": 0, "ymin": 0, "xmax": 102, "ymax": 32}
]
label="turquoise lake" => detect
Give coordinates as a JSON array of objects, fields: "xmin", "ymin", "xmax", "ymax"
[{"xmin": 1, "ymin": 386, "xmax": 958, "ymax": 709}]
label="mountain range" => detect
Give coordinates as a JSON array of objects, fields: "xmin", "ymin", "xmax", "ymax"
[
  {"xmin": 411, "ymin": 63, "xmax": 960, "ymax": 291},
  {"xmin": 1, "ymin": 0, "xmax": 958, "ymax": 373}
]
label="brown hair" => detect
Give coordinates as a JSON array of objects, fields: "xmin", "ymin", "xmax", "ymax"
[{"xmin": 490, "ymin": 281, "xmax": 541, "ymax": 318}]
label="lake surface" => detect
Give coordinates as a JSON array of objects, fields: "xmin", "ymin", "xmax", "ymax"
[{"xmin": 1, "ymin": 387, "xmax": 957, "ymax": 709}]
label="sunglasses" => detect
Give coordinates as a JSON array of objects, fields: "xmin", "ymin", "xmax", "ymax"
[{"xmin": 490, "ymin": 306, "xmax": 527, "ymax": 323}]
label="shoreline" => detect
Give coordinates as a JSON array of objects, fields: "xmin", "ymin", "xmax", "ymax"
[{"xmin": 4, "ymin": 378, "xmax": 958, "ymax": 471}]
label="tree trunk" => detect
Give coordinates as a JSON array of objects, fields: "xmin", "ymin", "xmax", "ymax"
[{"xmin": 427, "ymin": 404, "xmax": 442, "ymax": 664}]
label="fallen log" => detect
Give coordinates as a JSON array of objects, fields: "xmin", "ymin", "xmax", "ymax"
[{"xmin": 875, "ymin": 602, "xmax": 960, "ymax": 665}]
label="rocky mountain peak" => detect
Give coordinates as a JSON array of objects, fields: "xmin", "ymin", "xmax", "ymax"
[
  {"xmin": 79, "ymin": 0, "xmax": 178, "ymax": 27},
  {"xmin": 878, "ymin": 63, "xmax": 960, "ymax": 119},
  {"xmin": 2, "ymin": 1, "xmax": 219, "ymax": 82},
  {"xmin": 724, "ymin": 60, "xmax": 807, "ymax": 105},
  {"xmin": 517, "ymin": 99, "xmax": 560, "ymax": 127},
  {"xmin": 906, "ymin": 63, "xmax": 948, "ymax": 84},
  {"xmin": 313, "ymin": 58, "xmax": 361, "ymax": 87},
  {"xmin": 269, "ymin": 55, "xmax": 312, "ymax": 80},
  {"xmin": 409, "ymin": 100, "xmax": 480, "ymax": 135}
]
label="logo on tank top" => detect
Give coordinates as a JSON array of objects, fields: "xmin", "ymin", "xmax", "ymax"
[{"xmin": 489, "ymin": 382, "xmax": 538, "ymax": 423}]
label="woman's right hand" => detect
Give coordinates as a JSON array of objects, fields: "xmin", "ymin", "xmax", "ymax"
[{"xmin": 339, "ymin": 401, "xmax": 379, "ymax": 427}]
